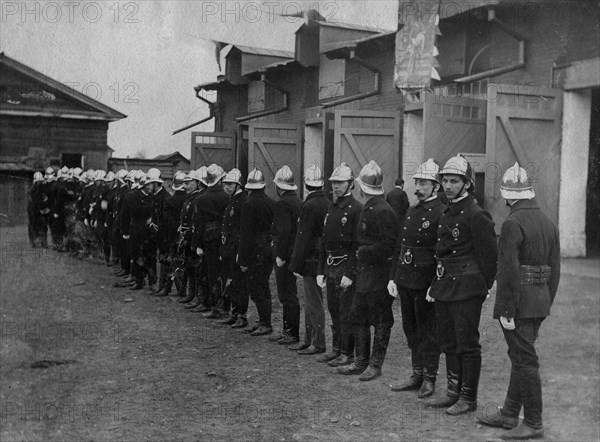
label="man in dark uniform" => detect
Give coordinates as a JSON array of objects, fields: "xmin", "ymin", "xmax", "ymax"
[
  {"xmin": 28, "ymin": 172, "xmax": 49, "ymax": 248},
  {"xmin": 177, "ymin": 169, "xmax": 204, "ymax": 306},
  {"xmin": 477, "ymin": 162, "xmax": 560, "ymax": 440},
  {"xmin": 218, "ymin": 169, "xmax": 248, "ymax": 327},
  {"xmin": 143, "ymin": 168, "xmax": 169, "ymax": 293},
  {"xmin": 425, "ymin": 154, "xmax": 497, "ymax": 415},
  {"xmin": 192, "ymin": 164, "xmax": 230, "ymax": 318},
  {"xmin": 316, "ymin": 163, "xmax": 362, "ymax": 367},
  {"xmin": 386, "ymin": 178, "xmax": 410, "ymax": 222},
  {"xmin": 50, "ymin": 166, "xmax": 72, "ymax": 251},
  {"xmin": 237, "ymin": 168, "xmax": 275, "ymax": 336},
  {"xmin": 289, "ymin": 164, "xmax": 331, "ymax": 355},
  {"xmin": 91, "ymin": 170, "xmax": 111, "ymax": 265},
  {"xmin": 111, "ymin": 170, "xmax": 130, "ymax": 276},
  {"xmin": 388, "ymin": 159, "xmax": 444, "ymax": 398},
  {"xmin": 270, "ymin": 165, "xmax": 303, "ymax": 345},
  {"xmin": 337, "ymin": 161, "xmax": 399, "ymax": 381},
  {"xmin": 154, "ymin": 171, "xmax": 188, "ymax": 297}
]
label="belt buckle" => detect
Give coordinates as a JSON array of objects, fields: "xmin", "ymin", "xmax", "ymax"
[
  {"xmin": 436, "ymin": 261, "xmax": 445, "ymax": 278},
  {"xmin": 403, "ymin": 249, "xmax": 413, "ymax": 265}
]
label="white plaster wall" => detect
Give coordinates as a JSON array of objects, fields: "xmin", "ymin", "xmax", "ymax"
[
  {"xmin": 559, "ymin": 89, "xmax": 591, "ymax": 257},
  {"xmin": 402, "ymin": 112, "xmax": 425, "ymax": 206},
  {"xmin": 304, "ymin": 125, "xmax": 323, "ymax": 182}
]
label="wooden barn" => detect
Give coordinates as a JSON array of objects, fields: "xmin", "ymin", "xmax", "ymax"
[
  {"xmin": 108, "ymin": 151, "xmax": 191, "ymax": 182},
  {"xmin": 0, "ymin": 53, "xmax": 126, "ymax": 225}
]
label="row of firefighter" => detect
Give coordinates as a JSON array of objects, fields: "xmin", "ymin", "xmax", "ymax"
[{"xmin": 27, "ymin": 155, "xmax": 559, "ymax": 439}]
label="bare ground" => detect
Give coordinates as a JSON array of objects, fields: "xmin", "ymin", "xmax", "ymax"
[{"xmin": 1, "ymin": 225, "xmax": 598, "ymax": 442}]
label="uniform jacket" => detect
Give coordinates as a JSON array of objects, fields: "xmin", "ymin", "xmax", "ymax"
[
  {"xmin": 289, "ymin": 190, "xmax": 330, "ymax": 276},
  {"xmin": 113, "ymin": 184, "xmax": 130, "ymax": 232},
  {"xmin": 178, "ymin": 190, "xmax": 201, "ymax": 251},
  {"xmin": 79, "ymin": 184, "xmax": 96, "ymax": 221},
  {"xmin": 151, "ymin": 186, "xmax": 170, "ymax": 252},
  {"xmin": 355, "ymin": 196, "xmax": 399, "ymax": 292},
  {"xmin": 430, "ymin": 194, "xmax": 497, "ymax": 302},
  {"xmin": 271, "ymin": 191, "xmax": 302, "ymax": 260},
  {"xmin": 237, "ymin": 190, "xmax": 275, "ymax": 268},
  {"xmin": 386, "ymin": 186, "xmax": 410, "ymax": 222},
  {"xmin": 51, "ymin": 180, "xmax": 73, "ymax": 217},
  {"xmin": 163, "ymin": 190, "xmax": 187, "ymax": 250},
  {"xmin": 318, "ymin": 194, "xmax": 363, "ymax": 278},
  {"xmin": 220, "ymin": 190, "xmax": 247, "ymax": 257},
  {"xmin": 390, "ymin": 197, "xmax": 446, "ymax": 290},
  {"xmin": 494, "ymin": 198, "xmax": 560, "ymax": 319},
  {"xmin": 192, "ymin": 185, "xmax": 230, "ymax": 248},
  {"xmin": 122, "ymin": 188, "xmax": 153, "ymax": 236}
]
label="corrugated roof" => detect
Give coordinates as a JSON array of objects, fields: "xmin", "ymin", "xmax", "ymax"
[{"xmin": 231, "ymin": 45, "xmax": 294, "ymax": 59}]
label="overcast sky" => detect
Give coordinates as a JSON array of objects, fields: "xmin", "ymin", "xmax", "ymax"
[{"xmin": 1, "ymin": 0, "xmax": 398, "ymax": 159}]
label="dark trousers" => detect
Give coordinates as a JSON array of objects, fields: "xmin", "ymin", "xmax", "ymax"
[
  {"xmin": 302, "ymin": 276, "xmax": 325, "ymax": 349},
  {"xmin": 245, "ymin": 244, "xmax": 273, "ymax": 327},
  {"xmin": 326, "ymin": 277, "xmax": 355, "ymax": 354},
  {"xmin": 398, "ymin": 287, "xmax": 440, "ymax": 372},
  {"xmin": 204, "ymin": 241, "xmax": 223, "ymax": 310},
  {"xmin": 275, "ymin": 263, "xmax": 300, "ymax": 337},
  {"xmin": 49, "ymin": 215, "xmax": 66, "ymax": 248},
  {"xmin": 350, "ymin": 288, "xmax": 394, "ymax": 368},
  {"xmin": 127, "ymin": 235, "xmax": 143, "ymax": 284},
  {"xmin": 223, "ymin": 255, "xmax": 248, "ymax": 318},
  {"xmin": 502, "ymin": 318, "xmax": 544, "ymax": 429}
]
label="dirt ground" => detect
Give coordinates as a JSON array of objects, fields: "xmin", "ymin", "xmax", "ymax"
[{"xmin": 1, "ymin": 225, "xmax": 598, "ymax": 442}]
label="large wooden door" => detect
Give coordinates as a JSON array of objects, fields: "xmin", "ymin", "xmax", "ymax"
[
  {"xmin": 248, "ymin": 123, "xmax": 302, "ymax": 199},
  {"xmin": 191, "ymin": 131, "xmax": 236, "ymax": 170},
  {"xmin": 333, "ymin": 110, "xmax": 401, "ymax": 198},
  {"xmin": 485, "ymin": 84, "xmax": 563, "ymax": 231}
]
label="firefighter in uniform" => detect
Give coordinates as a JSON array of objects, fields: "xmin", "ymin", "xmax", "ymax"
[
  {"xmin": 178, "ymin": 169, "xmax": 204, "ymax": 306},
  {"xmin": 193, "ymin": 164, "xmax": 230, "ymax": 318},
  {"xmin": 316, "ymin": 163, "xmax": 363, "ymax": 366},
  {"xmin": 477, "ymin": 162, "xmax": 560, "ymax": 440},
  {"xmin": 142, "ymin": 168, "xmax": 168, "ymax": 293},
  {"xmin": 28, "ymin": 172, "xmax": 49, "ymax": 248},
  {"xmin": 218, "ymin": 169, "xmax": 248, "ymax": 327},
  {"xmin": 289, "ymin": 164, "xmax": 331, "ymax": 355},
  {"xmin": 112, "ymin": 169, "xmax": 130, "ymax": 276},
  {"xmin": 388, "ymin": 159, "xmax": 444, "ymax": 397},
  {"xmin": 337, "ymin": 160, "xmax": 399, "ymax": 381},
  {"xmin": 155, "ymin": 171, "xmax": 188, "ymax": 297},
  {"xmin": 270, "ymin": 165, "xmax": 303, "ymax": 345},
  {"xmin": 237, "ymin": 168, "xmax": 275, "ymax": 336},
  {"xmin": 50, "ymin": 166, "xmax": 72, "ymax": 251},
  {"xmin": 425, "ymin": 154, "xmax": 497, "ymax": 415}
]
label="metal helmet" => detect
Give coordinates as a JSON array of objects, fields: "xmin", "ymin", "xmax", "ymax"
[
  {"xmin": 60, "ymin": 166, "xmax": 69, "ymax": 175},
  {"xmin": 500, "ymin": 162, "xmax": 535, "ymax": 200},
  {"xmin": 95, "ymin": 170, "xmax": 107, "ymax": 181},
  {"xmin": 304, "ymin": 163, "xmax": 324, "ymax": 187},
  {"xmin": 245, "ymin": 168, "xmax": 266, "ymax": 189},
  {"xmin": 197, "ymin": 166, "xmax": 209, "ymax": 186},
  {"xmin": 205, "ymin": 164, "xmax": 226, "ymax": 187},
  {"xmin": 274, "ymin": 165, "xmax": 297, "ymax": 190},
  {"xmin": 126, "ymin": 170, "xmax": 136, "ymax": 182},
  {"xmin": 172, "ymin": 171, "xmax": 187, "ymax": 190},
  {"xmin": 33, "ymin": 171, "xmax": 44, "ymax": 183},
  {"xmin": 116, "ymin": 169, "xmax": 128, "ymax": 181},
  {"xmin": 146, "ymin": 167, "xmax": 163, "ymax": 184},
  {"xmin": 45, "ymin": 166, "xmax": 55, "ymax": 177},
  {"xmin": 72, "ymin": 167, "xmax": 83, "ymax": 177},
  {"xmin": 413, "ymin": 158, "xmax": 440, "ymax": 183},
  {"xmin": 356, "ymin": 160, "xmax": 384, "ymax": 195},
  {"xmin": 223, "ymin": 168, "xmax": 243, "ymax": 186},
  {"xmin": 182, "ymin": 170, "xmax": 195, "ymax": 182},
  {"xmin": 78, "ymin": 173, "xmax": 89, "ymax": 183},
  {"xmin": 132, "ymin": 170, "xmax": 146, "ymax": 188},
  {"xmin": 86, "ymin": 169, "xmax": 96, "ymax": 180},
  {"xmin": 329, "ymin": 162, "xmax": 354, "ymax": 182},
  {"xmin": 439, "ymin": 154, "xmax": 474, "ymax": 186},
  {"xmin": 104, "ymin": 171, "xmax": 116, "ymax": 182}
]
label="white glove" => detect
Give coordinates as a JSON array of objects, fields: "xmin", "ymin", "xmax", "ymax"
[
  {"xmin": 84, "ymin": 219, "xmax": 89, "ymax": 227},
  {"xmin": 93, "ymin": 220, "xmax": 98, "ymax": 229},
  {"xmin": 425, "ymin": 287, "xmax": 435, "ymax": 303},
  {"xmin": 240, "ymin": 265, "xmax": 248, "ymax": 273},
  {"xmin": 387, "ymin": 280, "xmax": 398, "ymax": 297},
  {"xmin": 276, "ymin": 256, "xmax": 286, "ymax": 268},
  {"xmin": 340, "ymin": 276, "xmax": 353, "ymax": 289},
  {"xmin": 101, "ymin": 200, "xmax": 108, "ymax": 211},
  {"xmin": 196, "ymin": 247, "xmax": 204, "ymax": 256},
  {"xmin": 316, "ymin": 275, "xmax": 326, "ymax": 288},
  {"xmin": 53, "ymin": 213, "xmax": 59, "ymax": 219},
  {"xmin": 122, "ymin": 234, "xmax": 130, "ymax": 240},
  {"xmin": 293, "ymin": 272, "xmax": 301, "ymax": 278},
  {"xmin": 500, "ymin": 316, "xmax": 515, "ymax": 330}
]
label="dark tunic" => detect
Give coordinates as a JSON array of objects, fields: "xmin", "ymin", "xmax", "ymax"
[{"xmin": 271, "ymin": 191, "xmax": 302, "ymax": 261}]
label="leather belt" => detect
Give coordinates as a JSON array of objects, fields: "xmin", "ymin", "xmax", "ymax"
[
  {"xmin": 436, "ymin": 256, "xmax": 479, "ymax": 278},
  {"xmin": 400, "ymin": 245, "xmax": 435, "ymax": 266},
  {"xmin": 520, "ymin": 265, "xmax": 551, "ymax": 285}
]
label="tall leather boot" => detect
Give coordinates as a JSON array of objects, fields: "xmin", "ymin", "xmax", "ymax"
[
  {"xmin": 328, "ymin": 330, "xmax": 354, "ymax": 367},
  {"xmin": 337, "ymin": 326, "xmax": 370, "ymax": 375},
  {"xmin": 360, "ymin": 323, "xmax": 391, "ymax": 381},
  {"xmin": 391, "ymin": 352, "xmax": 423, "ymax": 392},
  {"xmin": 317, "ymin": 325, "xmax": 340, "ymax": 362},
  {"xmin": 425, "ymin": 354, "xmax": 461, "ymax": 408},
  {"xmin": 418, "ymin": 365, "xmax": 438, "ymax": 398},
  {"xmin": 279, "ymin": 305, "xmax": 300, "ymax": 345},
  {"xmin": 446, "ymin": 355, "xmax": 480, "ymax": 415}
]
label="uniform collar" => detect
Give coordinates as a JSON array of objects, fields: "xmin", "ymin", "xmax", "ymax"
[
  {"xmin": 418, "ymin": 196, "xmax": 442, "ymax": 210},
  {"xmin": 510, "ymin": 198, "xmax": 539, "ymax": 213},
  {"xmin": 334, "ymin": 194, "xmax": 355, "ymax": 209},
  {"xmin": 364, "ymin": 195, "xmax": 384, "ymax": 209},
  {"xmin": 445, "ymin": 194, "xmax": 474, "ymax": 214},
  {"xmin": 305, "ymin": 189, "xmax": 326, "ymax": 201}
]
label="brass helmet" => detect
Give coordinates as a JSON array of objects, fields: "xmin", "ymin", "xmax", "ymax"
[
  {"xmin": 33, "ymin": 171, "xmax": 44, "ymax": 183},
  {"xmin": 72, "ymin": 167, "xmax": 83, "ymax": 178},
  {"xmin": 182, "ymin": 170, "xmax": 196, "ymax": 182},
  {"xmin": 274, "ymin": 165, "xmax": 297, "ymax": 190},
  {"xmin": 172, "ymin": 171, "xmax": 187, "ymax": 190},
  {"xmin": 223, "ymin": 168, "xmax": 243, "ymax": 187},
  {"xmin": 413, "ymin": 158, "xmax": 440, "ymax": 183},
  {"xmin": 500, "ymin": 162, "xmax": 535, "ymax": 200},
  {"xmin": 104, "ymin": 171, "xmax": 115, "ymax": 182},
  {"xmin": 125, "ymin": 170, "xmax": 136, "ymax": 182},
  {"xmin": 356, "ymin": 160, "xmax": 384, "ymax": 195},
  {"xmin": 60, "ymin": 166, "xmax": 69, "ymax": 175},
  {"xmin": 95, "ymin": 170, "xmax": 107, "ymax": 181},
  {"xmin": 132, "ymin": 170, "xmax": 146, "ymax": 188},
  {"xmin": 245, "ymin": 168, "xmax": 266, "ymax": 189},
  {"xmin": 304, "ymin": 163, "xmax": 324, "ymax": 187},
  {"xmin": 205, "ymin": 164, "xmax": 226, "ymax": 187},
  {"xmin": 116, "ymin": 169, "xmax": 129, "ymax": 182},
  {"xmin": 439, "ymin": 154, "xmax": 474, "ymax": 188},
  {"xmin": 86, "ymin": 169, "xmax": 96, "ymax": 181},
  {"xmin": 146, "ymin": 168, "xmax": 163, "ymax": 184},
  {"xmin": 329, "ymin": 162, "xmax": 354, "ymax": 182},
  {"xmin": 44, "ymin": 166, "xmax": 55, "ymax": 177},
  {"xmin": 197, "ymin": 166, "xmax": 209, "ymax": 187}
]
